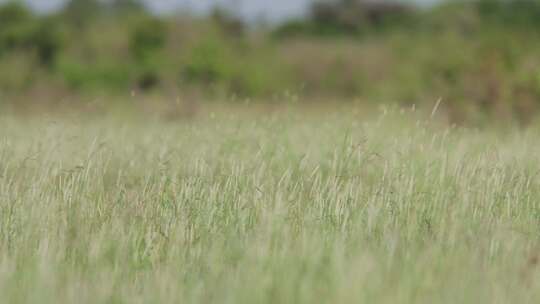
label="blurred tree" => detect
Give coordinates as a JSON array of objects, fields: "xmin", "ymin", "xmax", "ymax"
[
  {"xmin": 0, "ymin": 3, "xmax": 62, "ymax": 68},
  {"xmin": 183, "ymin": 37, "xmax": 232, "ymax": 86},
  {"xmin": 0, "ymin": 2, "xmax": 32, "ymax": 28},
  {"xmin": 129, "ymin": 17, "xmax": 166, "ymax": 61},
  {"xmin": 276, "ymin": 0, "xmax": 415, "ymax": 37},
  {"xmin": 63, "ymin": 0, "xmax": 103, "ymax": 28},
  {"xmin": 30, "ymin": 17, "xmax": 64, "ymax": 68},
  {"xmin": 476, "ymin": 0, "xmax": 540, "ymax": 28},
  {"xmin": 310, "ymin": 0, "xmax": 364, "ymax": 35},
  {"xmin": 107, "ymin": 0, "xmax": 145, "ymax": 15},
  {"xmin": 0, "ymin": 3, "xmax": 35, "ymax": 52},
  {"xmin": 129, "ymin": 17, "xmax": 167, "ymax": 90},
  {"xmin": 210, "ymin": 7, "xmax": 246, "ymax": 38}
]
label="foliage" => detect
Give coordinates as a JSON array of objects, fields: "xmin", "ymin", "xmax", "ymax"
[
  {"xmin": 0, "ymin": 3, "xmax": 36, "ymax": 52},
  {"xmin": 276, "ymin": 0, "xmax": 417, "ymax": 37},
  {"xmin": 129, "ymin": 17, "xmax": 167, "ymax": 62},
  {"xmin": 1, "ymin": 0, "xmax": 540, "ymax": 121},
  {"xmin": 476, "ymin": 0, "xmax": 540, "ymax": 28}
]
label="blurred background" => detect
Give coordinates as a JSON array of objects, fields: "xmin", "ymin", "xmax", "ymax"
[{"xmin": 1, "ymin": 0, "xmax": 540, "ymax": 123}]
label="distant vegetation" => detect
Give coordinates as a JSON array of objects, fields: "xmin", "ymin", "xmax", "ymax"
[{"xmin": 1, "ymin": 0, "xmax": 540, "ymax": 122}]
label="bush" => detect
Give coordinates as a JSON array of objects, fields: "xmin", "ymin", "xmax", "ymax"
[
  {"xmin": 182, "ymin": 37, "xmax": 233, "ymax": 86},
  {"xmin": 129, "ymin": 17, "xmax": 167, "ymax": 62},
  {"xmin": 0, "ymin": 3, "xmax": 35, "ymax": 52},
  {"xmin": 0, "ymin": 4, "xmax": 63, "ymax": 68},
  {"xmin": 275, "ymin": 0, "xmax": 417, "ymax": 37},
  {"xmin": 128, "ymin": 16, "xmax": 168, "ymax": 90},
  {"xmin": 476, "ymin": 0, "xmax": 540, "ymax": 28},
  {"xmin": 63, "ymin": 0, "xmax": 103, "ymax": 28},
  {"xmin": 59, "ymin": 60, "xmax": 132, "ymax": 91},
  {"xmin": 30, "ymin": 17, "xmax": 64, "ymax": 68},
  {"xmin": 210, "ymin": 8, "xmax": 246, "ymax": 38}
]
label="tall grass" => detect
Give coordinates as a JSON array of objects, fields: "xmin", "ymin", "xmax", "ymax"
[{"xmin": 1, "ymin": 107, "xmax": 539, "ymax": 303}]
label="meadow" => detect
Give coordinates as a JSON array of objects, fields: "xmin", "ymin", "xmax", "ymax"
[{"xmin": 1, "ymin": 105, "xmax": 539, "ymax": 303}]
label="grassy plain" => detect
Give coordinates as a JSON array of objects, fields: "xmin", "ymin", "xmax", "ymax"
[{"xmin": 1, "ymin": 105, "xmax": 540, "ymax": 303}]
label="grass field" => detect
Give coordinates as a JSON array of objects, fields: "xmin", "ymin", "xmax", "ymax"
[{"xmin": 1, "ymin": 106, "xmax": 540, "ymax": 303}]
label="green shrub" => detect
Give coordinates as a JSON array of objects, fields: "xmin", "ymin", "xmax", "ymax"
[
  {"xmin": 0, "ymin": 3, "xmax": 35, "ymax": 52},
  {"xmin": 128, "ymin": 16, "xmax": 168, "ymax": 90},
  {"xmin": 182, "ymin": 37, "xmax": 233, "ymax": 86},
  {"xmin": 59, "ymin": 60, "xmax": 132, "ymax": 91},
  {"xmin": 0, "ymin": 4, "xmax": 63, "ymax": 68},
  {"xmin": 30, "ymin": 17, "xmax": 64, "ymax": 68},
  {"xmin": 476, "ymin": 0, "xmax": 540, "ymax": 28},
  {"xmin": 63, "ymin": 0, "xmax": 103, "ymax": 28},
  {"xmin": 129, "ymin": 17, "xmax": 167, "ymax": 62}
]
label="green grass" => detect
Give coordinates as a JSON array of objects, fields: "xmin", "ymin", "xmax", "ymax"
[{"xmin": 1, "ymin": 107, "xmax": 540, "ymax": 303}]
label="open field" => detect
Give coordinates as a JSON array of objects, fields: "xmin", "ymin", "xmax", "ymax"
[{"xmin": 1, "ymin": 107, "xmax": 540, "ymax": 303}]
